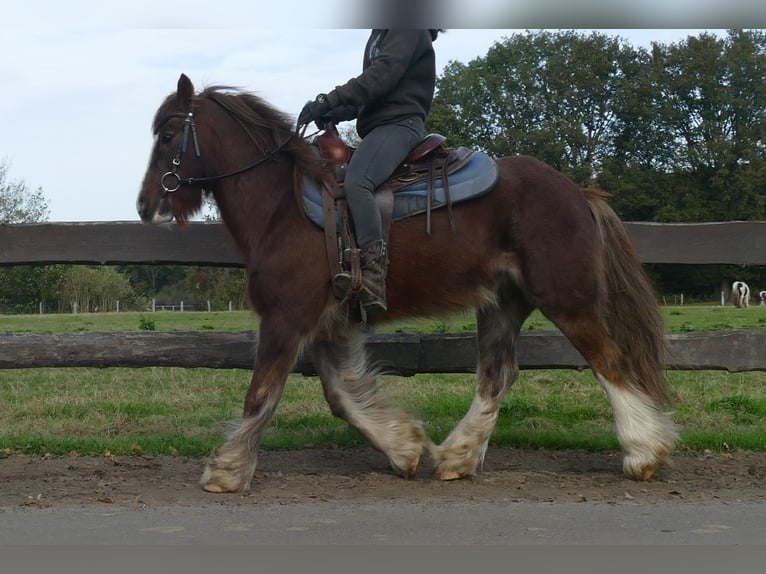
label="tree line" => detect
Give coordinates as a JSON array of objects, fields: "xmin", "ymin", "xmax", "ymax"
[{"xmin": 2, "ymin": 30, "xmax": 765, "ymax": 312}]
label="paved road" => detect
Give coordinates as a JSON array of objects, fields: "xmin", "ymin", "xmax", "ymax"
[{"xmin": 2, "ymin": 501, "xmax": 765, "ymax": 545}]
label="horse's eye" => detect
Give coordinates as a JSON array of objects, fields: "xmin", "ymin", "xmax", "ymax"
[{"xmin": 161, "ymin": 132, "xmax": 174, "ymax": 144}]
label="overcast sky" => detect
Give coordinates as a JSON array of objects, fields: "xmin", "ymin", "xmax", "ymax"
[{"xmin": 0, "ymin": 2, "xmax": 740, "ymax": 222}]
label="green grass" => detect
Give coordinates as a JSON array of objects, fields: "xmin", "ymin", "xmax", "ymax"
[
  {"xmin": 3, "ymin": 303, "xmax": 766, "ymax": 335},
  {"xmin": 3, "ymin": 366, "xmax": 766, "ymax": 457},
  {"xmin": 0, "ymin": 310, "xmax": 258, "ymax": 334},
  {"xmin": 3, "ymin": 305, "xmax": 766, "ymax": 457}
]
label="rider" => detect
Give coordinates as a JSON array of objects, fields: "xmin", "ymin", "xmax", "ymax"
[{"xmin": 297, "ymin": 29, "xmax": 442, "ymax": 312}]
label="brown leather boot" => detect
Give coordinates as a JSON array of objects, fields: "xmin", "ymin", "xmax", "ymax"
[{"xmin": 333, "ymin": 239, "xmax": 388, "ymax": 312}]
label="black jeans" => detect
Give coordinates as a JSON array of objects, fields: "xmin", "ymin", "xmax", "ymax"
[{"xmin": 345, "ymin": 116, "xmax": 424, "ymax": 248}]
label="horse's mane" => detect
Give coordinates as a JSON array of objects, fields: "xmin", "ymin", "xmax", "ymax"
[
  {"xmin": 201, "ymin": 85, "xmax": 327, "ymax": 180},
  {"xmin": 153, "ymin": 84, "xmax": 327, "ymax": 183}
]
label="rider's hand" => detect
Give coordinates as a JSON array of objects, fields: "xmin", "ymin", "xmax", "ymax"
[{"xmin": 297, "ymin": 94, "xmax": 331, "ymax": 130}]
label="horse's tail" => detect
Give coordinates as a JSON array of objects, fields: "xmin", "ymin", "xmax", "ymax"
[{"xmin": 583, "ymin": 188, "xmax": 672, "ymax": 408}]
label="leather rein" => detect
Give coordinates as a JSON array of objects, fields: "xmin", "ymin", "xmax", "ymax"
[{"xmin": 156, "ymin": 99, "xmax": 295, "ymax": 197}]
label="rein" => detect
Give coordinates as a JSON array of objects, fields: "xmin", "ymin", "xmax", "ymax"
[{"xmin": 156, "ymin": 102, "xmax": 295, "ymax": 196}]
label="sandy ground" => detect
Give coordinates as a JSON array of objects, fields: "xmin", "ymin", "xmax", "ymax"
[{"xmin": 2, "ymin": 446, "xmax": 765, "ymax": 509}]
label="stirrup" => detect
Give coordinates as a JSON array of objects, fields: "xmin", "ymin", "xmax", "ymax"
[
  {"xmin": 333, "ymin": 248, "xmax": 363, "ymax": 298},
  {"xmin": 361, "ymin": 293, "xmax": 387, "ymax": 313}
]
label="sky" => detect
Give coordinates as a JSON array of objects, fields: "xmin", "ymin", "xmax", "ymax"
[{"xmin": 0, "ymin": 1, "xmax": 749, "ymax": 222}]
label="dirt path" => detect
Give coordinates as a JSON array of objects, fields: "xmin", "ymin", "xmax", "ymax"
[{"xmin": 2, "ymin": 447, "xmax": 764, "ymax": 509}]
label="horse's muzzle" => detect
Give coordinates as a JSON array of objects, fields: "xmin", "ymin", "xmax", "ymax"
[{"xmin": 137, "ymin": 194, "xmax": 174, "ymax": 224}]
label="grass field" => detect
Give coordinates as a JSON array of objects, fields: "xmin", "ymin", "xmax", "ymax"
[
  {"xmin": 4, "ymin": 303, "xmax": 766, "ymax": 334},
  {"xmin": 2, "ymin": 305, "xmax": 766, "ymax": 457}
]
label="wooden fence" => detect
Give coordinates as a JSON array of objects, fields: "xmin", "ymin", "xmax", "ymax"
[{"xmin": 3, "ymin": 221, "xmax": 766, "ymax": 373}]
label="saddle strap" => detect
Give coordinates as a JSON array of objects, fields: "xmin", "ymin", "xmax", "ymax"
[
  {"xmin": 426, "ymin": 161, "xmax": 435, "ymax": 236},
  {"xmin": 441, "ymin": 155, "xmax": 456, "ymax": 233},
  {"xmin": 424, "ymin": 152, "xmax": 459, "ymax": 236},
  {"xmin": 321, "ymin": 181, "xmax": 344, "ymax": 297}
]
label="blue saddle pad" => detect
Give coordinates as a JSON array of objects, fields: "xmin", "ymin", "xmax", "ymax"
[{"xmin": 302, "ymin": 150, "xmax": 498, "ymax": 230}]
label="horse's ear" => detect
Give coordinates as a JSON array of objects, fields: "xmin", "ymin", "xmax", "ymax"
[{"xmin": 176, "ymin": 73, "xmax": 194, "ymax": 109}]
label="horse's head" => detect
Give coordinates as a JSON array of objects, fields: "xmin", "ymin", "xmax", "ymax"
[{"xmin": 137, "ymin": 73, "xmax": 206, "ymax": 224}]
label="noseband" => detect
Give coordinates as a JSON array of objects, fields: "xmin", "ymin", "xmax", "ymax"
[{"xmin": 155, "ymin": 104, "xmax": 294, "ymax": 196}]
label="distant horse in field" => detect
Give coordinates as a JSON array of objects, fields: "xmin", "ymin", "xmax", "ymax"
[
  {"xmin": 137, "ymin": 74, "xmax": 677, "ymax": 493},
  {"xmin": 732, "ymin": 281, "xmax": 751, "ymax": 308}
]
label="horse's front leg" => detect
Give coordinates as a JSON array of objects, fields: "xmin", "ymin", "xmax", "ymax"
[
  {"xmin": 312, "ymin": 322, "xmax": 430, "ymax": 478},
  {"xmin": 200, "ymin": 319, "xmax": 303, "ymax": 493}
]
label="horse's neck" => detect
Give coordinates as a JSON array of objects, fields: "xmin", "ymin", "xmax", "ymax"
[
  {"xmin": 200, "ymin": 106, "xmax": 302, "ymax": 262},
  {"xmin": 212, "ymin": 163, "xmax": 297, "ymax": 262}
]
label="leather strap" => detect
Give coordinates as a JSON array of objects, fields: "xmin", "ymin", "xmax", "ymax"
[
  {"xmin": 441, "ymin": 156, "xmax": 456, "ymax": 233},
  {"xmin": 321, "ymin": 181, "xmax": 343, "ymax": 295},
  {"xmin": 426, "ymin": 161, "xmax": 436, "ymax": 236}
]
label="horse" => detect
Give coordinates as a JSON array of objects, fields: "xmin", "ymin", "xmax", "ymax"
[
  {"xmin": 137, "ymin": 74, "xmax": 677, "ymax": 493},
  {"xmin": 731, "ymin": 281, "xmax": 751, "ymax": 308},
  {"xmin": 760, "ymin": 291, "xmax": 766, "ymax": 306}
]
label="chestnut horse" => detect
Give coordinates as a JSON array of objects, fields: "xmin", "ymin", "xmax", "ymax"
[{"xmin": 137, "ymin": 74, "xmax": 677, "ymax": 493}]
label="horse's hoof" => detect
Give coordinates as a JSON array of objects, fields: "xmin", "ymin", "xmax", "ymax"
[
  {"xmin": 200, "ymin": 476, "xmax": 251, "ymax": 493},
  {"xmin": 201, "ymin": 482, "xmax": 229, "ymax": 493},
  {"xmin": 390, "ymin": 450, "xmax": 422, "ymax": 479},
  {"xmin": 623, "ymin": 457, "xmax": 664, "ymax": 481},
  {"xmin": 434, "ymin": 468, "xmax": 466, "ymax": 481},
  {"xmin": 631, "ymin": 464, "xmax": 660, "ymax": 482},
  {"xmin": 199, "ymin": 463, "xmax": 253, "ymax": 493}
]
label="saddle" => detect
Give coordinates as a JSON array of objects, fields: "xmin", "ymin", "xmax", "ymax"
[
  {"xmin": 313, "ymin": 124, "xmax": 474, "ymax": 304},
  {"xmin": 317, "ymin": 125, "xmax": 472, "ymax": 220}
]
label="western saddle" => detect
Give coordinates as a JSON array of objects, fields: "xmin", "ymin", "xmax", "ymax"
[{"xmin": 313, "ymin": 124, "xmax": 472, "ymax": 308}]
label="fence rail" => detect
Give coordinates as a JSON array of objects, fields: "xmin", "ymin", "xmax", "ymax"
[
  {"xmin": 4, "ymin": 220, "xmax": 766, "ymax": 266},
  {"xmin": 2, "ymin": 221, "xmax": 766, "ymax": 373},
  {"xmin": 2, "ymin": 330, "xmax": 766, "ymax": 373}
]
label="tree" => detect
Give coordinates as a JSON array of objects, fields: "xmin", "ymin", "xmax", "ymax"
[
  {"xmin": 182, "ymin": 266, "xmax": 248, "ymax": 310},
  {"xmin": 427, "ymin": 30, "xmax": 646, "ymax": 186},
  {"xmin": 59, "ymin": 266, "xmax": 138, "ymax": 313},
  {"xmin": 0, "ymin": 159, "xmax": 49, "ymax": 224},
  {"xmin": 604, "ymin": 30, "xmax": 766, "ymax": 222},
  {"xmin": 0, "ymin": 160, "xmax": 52, "ymax": 312},
  {"xmin": 636, "ymin": 30, "xmax": 766, "ymax": 221}
]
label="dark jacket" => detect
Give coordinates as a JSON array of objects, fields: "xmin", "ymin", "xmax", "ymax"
[{"xmin": 325, "ymin": 29, "xmax": 437, "ymax": 138}]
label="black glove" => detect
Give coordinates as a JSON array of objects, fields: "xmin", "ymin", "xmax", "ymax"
[{"xmin": 297, "ymin": 94, "xmax": 331, "ymax": 130}]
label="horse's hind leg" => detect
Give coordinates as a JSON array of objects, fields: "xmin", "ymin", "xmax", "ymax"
[
  {"xmin": 311, "ymin": 323, "xmax": 429, "ymax": 478},
  {"xmin": 555, "ymin": 311, "xmax": 677, "ymax": 481},
  {"xmin": 432, "ymin": 280, "xmax": 531, "ymax": 480}
]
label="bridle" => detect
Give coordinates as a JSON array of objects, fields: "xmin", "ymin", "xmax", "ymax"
[{"xmin": 155, "ymin": 101, "xmax": 295, "ymax": 196}]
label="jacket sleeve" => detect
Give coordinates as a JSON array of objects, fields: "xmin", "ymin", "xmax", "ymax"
[
  {"xmin": 326, "ymin": 31, "xmax": 421, "ymax": 108},
  {"xmin": 327, "ymin": 103, "xmax": 361, "ymax": 123}
]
